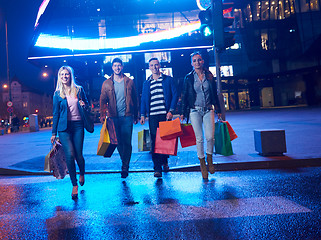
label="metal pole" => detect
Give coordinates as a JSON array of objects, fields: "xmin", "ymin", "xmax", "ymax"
[
  {"xmin": 5, "ymin": 20, "xmax": 12, "ymax": 125},
  {"xmin": 212, "ymin": 0, "xmax": 226, "ymax": 120}
]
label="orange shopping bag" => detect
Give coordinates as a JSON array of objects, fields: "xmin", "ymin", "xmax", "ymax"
[
  {"xmin": 159, "ymin": 118, "xmax": 183, "ymax": 140},
  {"xmin": 154, "ymin": 128, "xmax": 178, "ymax": 156}
]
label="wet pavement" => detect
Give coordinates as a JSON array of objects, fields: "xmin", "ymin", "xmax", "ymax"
[
  {"xmin": 1, "ymin": 168, "xmax": 321, "ymax": 239},
  {"xmin": 0, "ymin": 106, "xmax": 321, "ymax": 175}
]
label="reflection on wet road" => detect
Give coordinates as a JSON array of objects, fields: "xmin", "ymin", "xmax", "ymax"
[{"xmin": 1, "ymin": 169, "xmax": 321, "ymax": 239}]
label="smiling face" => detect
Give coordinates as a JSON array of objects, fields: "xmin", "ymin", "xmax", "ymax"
[
  {"xmin": 59, "ymin": 69, "xmax": 71, "ymax": 86},
  {"xmin": 191, "ymin": 54, "xmax": 204, "ymax": 70},
  {"xmin": 149, "ymin": 59, "xmax": 161, "ymax": 75},
  {"xmin": 112, "ymin": 62, "xmax": 123, "ymax": 75}
]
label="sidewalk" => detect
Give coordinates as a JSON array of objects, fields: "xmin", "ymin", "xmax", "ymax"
[{"xmin": 1, "ymin": 106, "xmax": 321, "ymax": 175}]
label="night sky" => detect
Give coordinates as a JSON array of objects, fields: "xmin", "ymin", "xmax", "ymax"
[{"xmin": 0, "ymin": 0, "xmax": 53, "ymax": 93}]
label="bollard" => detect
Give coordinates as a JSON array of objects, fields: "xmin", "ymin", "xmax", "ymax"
[{"xmin": 254, "ymin": 129, "xmax": 287, "ymax": 156}]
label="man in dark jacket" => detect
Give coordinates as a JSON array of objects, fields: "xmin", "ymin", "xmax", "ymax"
[
  {"xmin": 140, "ymin": 58, "xmax": 178, "ymax": 178},
  {"xmin": 100, "ymin": 58, "xmax": 138, "ymax": 178}
]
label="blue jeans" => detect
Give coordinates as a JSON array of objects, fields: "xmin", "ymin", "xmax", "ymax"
[
  {"xmin": 58, "ymin": 121, "xmax": 85, "ymax": 186},
  {"xmin": 111, "ymin": 116, "xmax": 133, "ymax": 172},
  {"xmin": 149, "ymin": 114, "xmax": 168, "ymax": 173},
  {"xmin": 189, "ymin": 109, "xmax": 215, "ymax": 159}
]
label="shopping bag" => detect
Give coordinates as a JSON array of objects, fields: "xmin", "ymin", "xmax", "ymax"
[
  {"xmin": 79, "ymin": 104, "xmax": 94, "ymax": 133},
  {"xmin": 179, "ymin": 124, "xmax": 196, "ymax": 148},
  {"xmin": 48, "ymin": 141, "xmax": 68, "ymax": 179},
  {"xmin": 155, "ymin": 128, "xmax": 178, "ymax": 156},
  {"xmin": 138, "ymin": 129, "xmax": 151, "ymax": 152},
  {"xmin": 44, "ymin": 147, "xmax": 54, "ymax": 172},
  {"xmin": 159, "ymin": 118, "xmax": 183, "ymax": 140},
  {"xmin": 222, "ymin": 121, "xmax": 238, "ymax": 141},
  {"xmin": 97, "ymin": 118, "xmax": 118, "ymax": 157},
  {"xmin": 214, "ymin": 121, "xmax": 234, "ymax": 156}
]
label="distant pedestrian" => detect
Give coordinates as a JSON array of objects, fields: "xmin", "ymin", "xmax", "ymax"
[
  {"xmin": 180, "ymin": 52, "xmax": 221, "ymax": 180},
  {"xmin": 140, "ymin": 58, "xmax": 178, "ymax": 178},
  {"xmin": 11, "ymin": 115, "xmax": 20, "ymax": 132},
  {"xmin": 100, "ymin": 58, "xmax": 139, "ymax": 178},
  {"xmin": 51, "ymin": 65, "xmax": 90, "ymax": 200}
]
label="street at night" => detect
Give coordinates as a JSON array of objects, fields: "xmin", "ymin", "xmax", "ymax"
[{"xmin": 1, "ymin": 0, "xmax": 321, "ymax": 239}]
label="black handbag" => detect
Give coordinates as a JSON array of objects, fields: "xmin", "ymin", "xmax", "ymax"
[
  {"xmin": 78, "ymin": 90, "xmax": 94, "ymax": 133},
  {"xmin": 79, "ymin": 104, "xmax": 94, "ymax": 133}
]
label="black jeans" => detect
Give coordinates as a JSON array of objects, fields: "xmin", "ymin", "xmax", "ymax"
[{"xmin": 149, "ymin": 114, "xmax": 168, "ymax": 173}]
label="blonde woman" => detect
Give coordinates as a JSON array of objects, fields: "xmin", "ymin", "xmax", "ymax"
[{"xmin": 51, "ymin": 66, "xmax": 89, "ymax": 199}]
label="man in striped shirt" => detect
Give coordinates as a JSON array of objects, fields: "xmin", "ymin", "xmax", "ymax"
[{"xmin": 140, "ymin": 58, "xmax": 178, "ymax": 178}]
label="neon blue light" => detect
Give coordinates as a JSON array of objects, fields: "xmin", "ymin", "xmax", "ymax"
[
  {"xmin": 28, "ymin": 45, "xmax": 213, "ymax": 60},
  {"xmin": 35, "ymin": 23, "xmax": 201, "ymax": 50}
]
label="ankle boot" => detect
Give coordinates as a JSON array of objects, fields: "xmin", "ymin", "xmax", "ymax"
[
  {"xmin": 199, "ymin": 157, "xmax": 208, "ymax": 179},
  {"xmin": 207, "ymin": 154, "xmax": 215, "ymax": 174}
]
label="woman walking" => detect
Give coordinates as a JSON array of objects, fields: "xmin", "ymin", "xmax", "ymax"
[
  {"xmin": 51, "ymin": 66, "xmax": 89, "ymax": 199},
  {"xmin": 180, "ymin": 52, "xmax": 222, "ymax": 180}
]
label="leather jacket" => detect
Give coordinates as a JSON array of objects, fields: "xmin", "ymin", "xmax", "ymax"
[
  {"xmin": 100, "ymin": 74, "xmax": 138, "ymax": 120},
  {"xmin": 180, "ymin": 69, "xmax": 221, "ymax": 117}
]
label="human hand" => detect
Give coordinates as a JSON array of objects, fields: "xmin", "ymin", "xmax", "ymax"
[
  {"xmin": 166, "ymin": 111, "xmax": 173, "ymax": 120},
  {"xmin": 100, "ymin": 116, "xmax": 105, "ymax": 124},
  {"xmin": 180, "ymin": 115, "xmax": 185, "ymax": 121},
  {"xmin": 140, "ymin": 116, "xmax": 145, "ymax": 125},
  {"xmin": 50, "ymin": 135, "xmax": 56, "ymax": 144},
  {"xmin": 217, "ymin": 113, "xmax": 222, "ymax": 120},
  {"xmin": 79, "ymin": 100, "xmax": 85, "ymax": 106}
]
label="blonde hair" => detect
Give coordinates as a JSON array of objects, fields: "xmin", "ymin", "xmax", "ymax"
[{"xmin": 55, "ymin": 66, "xmax": 80, "ymax": 98}]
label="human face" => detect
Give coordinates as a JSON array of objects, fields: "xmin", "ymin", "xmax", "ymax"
[
  {"xmin": 149, "ymin": 60, "xmax": 161, "ymax": 75},
  {"xmin": 112, "ymin": 62, "xmax": 123, "ymax": 75},
  {"xmin": 59, "ymin": 69, "xmax": 71, "ymax": 86},
  {"xmin": 191, "ymin": 54, "xmax": 204, "ymax": 70}
]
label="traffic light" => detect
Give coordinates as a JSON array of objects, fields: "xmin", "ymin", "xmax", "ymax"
[
  {"xmin": 198, "ymin": 8, "xmax": 213, "ymax": 38},
  {"xmin": 212, "ymin": 1, "xmax": 235, "ymax": 50}
]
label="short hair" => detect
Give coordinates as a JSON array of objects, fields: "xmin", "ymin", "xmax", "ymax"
[
  {"xmin": 190, "ymin": 51, "xmax": 202, "ymax": 58},
  {"xmin": 112, "ymin": 58, "xmax": 123, "ymax": 65},
  {"xmin": 148, "ymin": 57, "xmax": 159, "ymax": 63}
]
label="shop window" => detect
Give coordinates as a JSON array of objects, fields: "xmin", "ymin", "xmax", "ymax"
[
  {"xmin": 238, "ymin": 90, "xmax": 251, "ymax": 109},
  {"xmin": 309, "ymin": 0, "xmax": 320, "ymax": 10}
]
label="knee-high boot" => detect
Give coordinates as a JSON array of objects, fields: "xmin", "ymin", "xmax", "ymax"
[
  {"xmin": 199, "ymin": 157, "xmax": 208, "ymax": 179},
  {"xmin": 207, "ymin": 154, "xmax": 215, "ymax": 174}
]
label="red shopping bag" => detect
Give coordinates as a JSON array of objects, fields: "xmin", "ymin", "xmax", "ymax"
[
  {"xmin": 159, "ymin": 118, "xmax": 183, "ymax": 140},
  {"xmin": 179, "ymin": 124, "xmax": 196, "ymax": 148},
  {"xmin": 222, "ymin": 121, "xmax": 238, "ymax": 141},
  {"xmin": 155, "ymin": 128, "xmax": 178, "ymax": 156}
]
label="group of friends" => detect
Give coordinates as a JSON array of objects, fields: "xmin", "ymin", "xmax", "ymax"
[{"xmin": 51, "ymin": 52, "xmax": 221, "ymax": 200}]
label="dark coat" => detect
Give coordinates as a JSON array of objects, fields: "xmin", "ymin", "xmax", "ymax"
[{"xmin": 180, "ymin": 69, "xmax": 221, "ymax": 117}]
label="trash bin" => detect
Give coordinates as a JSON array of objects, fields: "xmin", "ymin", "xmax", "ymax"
[{"xmin": 29, "ymin": 114, "xmax": 39, "ymax": 132}]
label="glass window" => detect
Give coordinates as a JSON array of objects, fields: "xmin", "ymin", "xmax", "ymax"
[
  {"xmin": 245, "ymin": 4, "xmax": 253, "ymax": 22},
  {"xmin": 277, "ymin": 0, "xmax": 285, "ymax": 19},
  {"xmin": 299, "ymin": 0, "xmax": 310, "ymax": 12},
  {"xmin": 310, "ymin": 0, "xmax": 320, "ymax": 10},
  {"xmin": 270, "ymin": 0, "xmax": 278, "ymax": 19},
  {"xmin": 261, "ymin": 1, "xmax": 270, "ymax": 20}
]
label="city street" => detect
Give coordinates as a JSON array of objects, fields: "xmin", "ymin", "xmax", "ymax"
[
  {"xmin": 1, "ymin": 168, "xmax": 321, "ymax": 239},
  {"xmin": 1, "ymin": 106, "xmax": 321, "ymax": 175}
]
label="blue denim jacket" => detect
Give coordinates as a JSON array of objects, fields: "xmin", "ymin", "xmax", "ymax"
[
  {"xmin": 140, "ymin": 74, "xmax": 178, "ymax": 117},
  {"xmin": 52, "ymin": 87, "xmax": 88, "ymax": 135}
]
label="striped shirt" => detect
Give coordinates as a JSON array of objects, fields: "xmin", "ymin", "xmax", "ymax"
[{"xmin": 149, "ymin": 75, "xmax": 167, "ymax": 116}]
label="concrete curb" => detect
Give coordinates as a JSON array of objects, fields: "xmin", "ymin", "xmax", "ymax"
[{"xmin": 1, "ymin": 158, "xmax": 321, "ymax": 176}]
